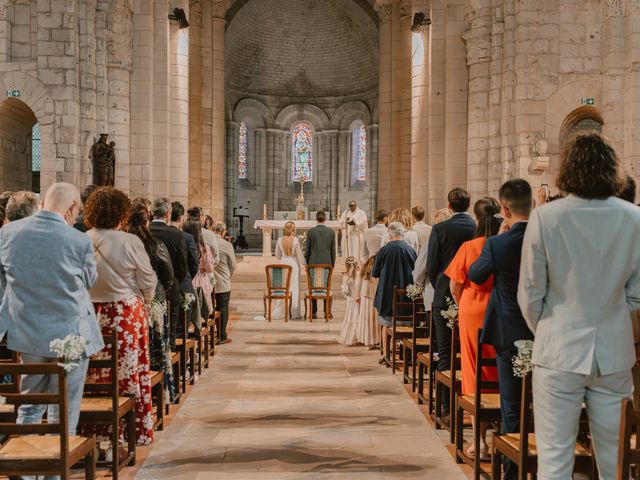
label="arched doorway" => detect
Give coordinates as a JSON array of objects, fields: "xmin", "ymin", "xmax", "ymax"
[
  {"xmin": 559, "ymin": 106, "xmax": 604, "ymax": 150},
  {"xmin": 0, "ymin": 98, "xmax": 39, "ymax": 194}
]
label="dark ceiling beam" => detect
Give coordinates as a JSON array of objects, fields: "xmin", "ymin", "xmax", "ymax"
[{"xmin": 224, "ymin": 0, "xmax": 379, "ymax": 31}]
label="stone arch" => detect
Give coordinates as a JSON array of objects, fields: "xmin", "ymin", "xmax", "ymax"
[
  {"xmin": 233, "ymin": 98, "xmax": 273, "ymax": 129},
  {"xmin": 0, "ymin": 71, "xmax": 55, "ymax": 192},
  {"xmin": 0, "ymin": 97, "xmax": 37, "ymax": 192},
  {"xmin": 544, "ymin": 77, "xmax": 602, "ymax": 170},
  {"xmin": 274, "ymin": 104, "xmax": 330, "ymax": 131},
  {"xmin": 559, "ymin": 106, "xmax": 604, "ymax": 147},
  {"xmin": 330, "ymin": 101, "xmax": 372, "ymax": 130}
]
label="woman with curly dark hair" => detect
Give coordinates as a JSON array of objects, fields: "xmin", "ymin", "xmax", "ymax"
[
  {"xmin": 84, "ymin": 187, "xmax": 158, "ymax": 449},
  {"xmin": 518, "ymin": 133, "xmax": 640, "ymax": 478},
  {"xmin": 125, "ymin": 200, "xmax": 177, "ymax": 401}
]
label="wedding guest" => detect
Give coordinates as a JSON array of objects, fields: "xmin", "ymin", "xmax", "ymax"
[
  {"xmin": 172, "ymin": 202, "xmax": 199, "ymax": 336},
  {"xmin": 372, "ymin": 222, "xmax": 417, "ymax": 365},
  {"xmin": 363, "ymin": 209, "xmax": 388, "ymax": 258},
  {"xmin": 213, "ymin": 222, "xmax": 236, "ymax": 344},
  {"xmin": 434, "ymin": 207, "xmax": 452, "ymax": 223},
  {"xmin": 469, "ymin": 178, "xmax": 534, "ymax": 480},
  {"xmin": 517, "ymin": 133, "xmax": 640, "ymax": 479},
  {"xmin": 84, "ymin": 187, "xmax": 157, "ymax": 446},
  {"xmin": 187, "ymin": 206, "xmax": 219, "ymax": 268},
  {"xmin": 273, "ymin": 221, "xmax": 306, "ymax": 320},
  {"xmin": 0, "ymin": 191, "xmax": 13, "ymax": 227},
  {"xmin": 445, "ymin": 197, "xmax": 501, "ymax": 460},
  {"xmin": 73, "ymin": 184, "xmax": 97, "ymax": 232},
  {"xmin": 125, "ymin": 201, "xmax": 176, "ymax": 400},
  {"xmin": 381, "ymin": 208, "xmax": 419, "ymax": 252},
  {"xmin": 338, "ymin": 256, "xmax": 361, "ymax": 346},
  {"xmin": 0, "ymin": 183, "xmax": 102, "ymax": 439},
  {"xmin": 339, "ymin": 201, "xmax": 368, "ymax": 262},
  {"xmin": 412, "ymin": 205, "xmax": 432, "ymax": 252},
  {"xmin": 149, "ymin": 198, "xmax": 188, "ymax": 349},
  {"xmin": 412, "ymin": 206, "xmax": 452, "ymax": 314},
  {"xmin": 183, "ymin": 217, "xmax": 214, "ymax": 314},
  {"xmin": 203, "ymin": 215, "xmax": 214, "ymax": 231},
  {"xmin": 356, "ymin": 254, "xmax": 380, "ymax": 348},
  {"xmin": 619, "ymin": 174, "xmax": 637, "ymax": 203},
  {"xmin": 5, "ymin": 191, "xmax": 37, "ymax": 221},
  {"xmin": 423, "ymin": 188, "xmax": 475, "ymax": 414},
  {"xmin": 305, "ymin": 210, "xmax": 336, "ymax": 318}
]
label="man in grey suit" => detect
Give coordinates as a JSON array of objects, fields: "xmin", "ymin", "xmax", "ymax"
[
  {"xmin": 305, "ymin": 210, "xmax": 336, "ymax": 318},
  {"xmin": 0, "ymin": 182, "xmax": 103, "ymax": 438}
]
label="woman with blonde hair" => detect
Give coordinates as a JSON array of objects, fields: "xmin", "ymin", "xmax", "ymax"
[
  {"xmin": 272, "ymin": 221, "xmax": 306, "ymax": 319},
  {"xmin": 356, "ymin": 254, "xmax": 380, "ymax": 347},
  {"xmin": 338, "ymin": 256, "xmax": 361, "ymax": 345},
  {"xmin": 434, "ymin": 207, "xmax": 452, "ymax": 224},
  {"xmin": 381, "ymin": 207, "xmax": 419, "ymax": 252}
]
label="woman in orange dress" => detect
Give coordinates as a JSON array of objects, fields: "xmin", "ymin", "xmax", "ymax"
[{"xmin": 445, "ymin": 197, "xmax": 502, "ymax": 459}]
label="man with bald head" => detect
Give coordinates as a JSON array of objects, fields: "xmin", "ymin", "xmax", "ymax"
[{"xmin": 0, "ymin": 182, "xmax": 103, "ymax": 439}]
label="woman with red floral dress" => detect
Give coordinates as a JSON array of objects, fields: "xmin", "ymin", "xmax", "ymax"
[{"xmin": 84, "ymin": 187, "xmax": 157, "ymax": 448}]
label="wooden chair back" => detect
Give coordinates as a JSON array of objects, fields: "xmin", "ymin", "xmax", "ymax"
[
  {"xmin": 392, "ymin": 287, "xmax": 414, "ymax": 327},
  {"xmin": 412, "ymin": 300, "xmax": 429, "ymax": 342},
  {"xmin": 617, "ymin": 398, "xmax": 640, "ymax": 479},
  {"xmin": 474, "ymin": 329, "xmax": 499, "ymax": 396},
  {"xmin": 0, "ymin": 363, "xmax": 69, "ymax": 463},
  {"xmin": 265, "ymin": 264, "xmax": 293, "ymax": 296},
  {"xmin": 518, "ymin": 371, "xmax": 534, "ymax": 471},
  {"xmin": 84, "ymin": 331, "xmax": 120, "ymax": 411},
  {"xmin": 306, "ymin": 264, "xmax": 333, "ymax": 297}
]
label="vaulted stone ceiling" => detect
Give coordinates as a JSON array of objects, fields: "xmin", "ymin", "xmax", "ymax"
[{"xmin": 225, "ymin": 0, "xmax": 379, "ymax": 100}]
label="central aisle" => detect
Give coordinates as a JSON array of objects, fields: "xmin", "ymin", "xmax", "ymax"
[{"xmin": 136, "ymin": 315, "xmax": 467, "ymax": 479}]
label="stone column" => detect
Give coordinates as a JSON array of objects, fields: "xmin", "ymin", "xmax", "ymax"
[
  {"xmin": 210, "ymin": 1, "xmax": 228, "ymax": 220},
  {"xmin": 375, "ymin": 1, "xmax": 393, "ymax": 210},
  {"xmin": 601, "ymin": 1, "xmax": 625, "ymax": 157},
  {"xmin": 151, "ymin": 0, "xmax": 170, "ymax": 198},
  {"xmin": 0, "ymin": 1, "xmax": 10, "ymax": 62},
  {"xmin": 463, "ymin": 0, "xmax": 492, "ymax": 197},
  {"xmin": 411, "ymin": 11, "xmax": 429, "ymax": 209},
  {"xmin": 624, "ymin": 1, "xmax": 640, "ymax": 175}
]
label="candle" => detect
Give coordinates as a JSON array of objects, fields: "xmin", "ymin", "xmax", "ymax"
[
  {"xmin": 336, "ymin": 204, "xmax": 341, "ymax": 219},
  {"xmin": 263, "ymin": 203, "xmax": 267, "ymax": 220}
]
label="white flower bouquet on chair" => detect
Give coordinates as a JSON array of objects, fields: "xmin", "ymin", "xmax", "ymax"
[
  {"xmin": 442, "ymin": 296, "xmax": 458, "ymax": 329},
  {"xmin": 406, "ymin": 283, "xmax": 423, "ymax": 301},
  {"xmin": 182, "ymin": 293, "xmax": 196, "ymax": 311},
  {"xmin": 512, "ymin": 339, "xmax": 534, "ymax": 378},
  {"xmin": 49, "ymin": 334, "xmax": 88, "ymax": 372}
]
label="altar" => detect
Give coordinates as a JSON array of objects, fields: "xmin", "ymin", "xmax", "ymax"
[{"xmin": 253, "ymin": 219, "xmax": 341, "ymax": 257}]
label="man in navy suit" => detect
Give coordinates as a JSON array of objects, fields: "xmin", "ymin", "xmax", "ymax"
[
  {"xmin": 421, "ymin": 188, "xmax": 476, "ymax": 413},
  {"xmin": 468, "ymin": 178, "xmax": 534, "ymax": 480}
]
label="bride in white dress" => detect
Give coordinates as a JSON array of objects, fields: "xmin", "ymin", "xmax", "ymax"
[{"xmin": 272, "ymin": 221, "xmax": 306, "ymax": 320}]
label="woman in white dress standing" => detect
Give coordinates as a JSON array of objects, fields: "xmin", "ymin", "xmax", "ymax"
[{"xmin": 272, "ymin": 221, "xmax": 306, "ymax": 320}]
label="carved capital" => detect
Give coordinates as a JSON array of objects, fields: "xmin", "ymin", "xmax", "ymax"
[
  {"xmin": 377, "ymin": 4, "xmax": 393, "ymax": 24},
  {"xmin": 0, "ymin": 0, "xmax": 9, "ymax": 20},
  {"xmin": 603, "ymin": 0, "xmax": 624, "ymax": 18},
  {"xmin": 212, "ymin": 0, "xmax": 230, "ymax": 19},
  {"xmin": 624, "ymin": 0, "xmax": 640, "ymax": 14},
  {"xmin": 399, "ymin": 0, "xmax": 411, "ymax": 19},
  {"xmin": 462, "ymin": 28, "xmax": 491, "ymax": 66}
]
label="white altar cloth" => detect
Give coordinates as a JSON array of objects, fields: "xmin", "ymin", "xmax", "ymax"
[{"xmin": 253, "ymin": 220, "xmax": 341, "ymax": 257}]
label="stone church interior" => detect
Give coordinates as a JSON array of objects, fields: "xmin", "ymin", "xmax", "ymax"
[{"xmin": 0, "ymin": 0, "xmax": 639, "ymax": 479}]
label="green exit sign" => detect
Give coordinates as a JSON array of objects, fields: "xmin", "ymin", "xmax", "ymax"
[
  {"xmin": 581, "ymin": 97, "xmax": 595, "ymax": 106},
  {"xmin": 6, "ymin": 90, "xmax": 20, "ymax": 98}
]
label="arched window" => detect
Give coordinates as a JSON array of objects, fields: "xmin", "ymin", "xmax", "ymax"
[
  {"xmin": 238, "ymin": 121, "xmax": 248, "ymax": 179},
  {"xmin": 351, "ymin": 120, "xmax": 367, "ymax": 184},
  {"xmin": 31, "ymin": 122, "xmax": 40, "ymax": 193},
  {"xmin": 292, "ymin": 121, "xmax": 313, "ymax": 182}
]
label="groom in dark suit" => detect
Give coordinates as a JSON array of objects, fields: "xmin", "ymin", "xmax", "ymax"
[
  {"xmin": 305, "ymin": 210, "xmax": 336, "ymax": 318},
  {"xmin": 422, "ymin": 188, "xmax": 476, "ymax": 413},
  {"xmin": 468, "ymin": 179, "xmax": 534, "ymax": 480}
]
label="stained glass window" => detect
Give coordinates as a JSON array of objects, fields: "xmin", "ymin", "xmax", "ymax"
[
  {"xmin": 32, "ymin": 122, "xmax": 40, "ymax": 172},
  {"xmin": 351, "ymin": 121, "xmax": 367, "ymax": 183},
  {"xmin": 238, "ymin": 121, "xmax": 248, "ymax": 179},
  {"xmin": 292, "ymin": 121, "xmax": 313, "ymax": 182}
]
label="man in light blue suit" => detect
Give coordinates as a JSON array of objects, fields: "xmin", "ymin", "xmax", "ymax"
[{"xmin": 0, "ymin": 182, "xmax": 103, "ymax": 446}]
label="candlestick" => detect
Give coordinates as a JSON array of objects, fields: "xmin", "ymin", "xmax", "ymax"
[{"xmin": 262, "ymin": 203, "xmax": 267, "ymax": 220}]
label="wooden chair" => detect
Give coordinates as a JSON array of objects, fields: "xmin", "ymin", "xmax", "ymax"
[
  {"xmin": 0, "ymin": 346, "xmax": 20, "ymax": 422},
  {"xmin": 211, "ymin": 288, "xmax": 222, "ymax": 346},
  {"xmin": 455, "ymin": 329, "xmax": 501, "ymax": 479},
  {"xmin": 175, "ymin": 307, "xmax": 197, "ymax": 393},
  {"xmin": 149, "ymin": 370, "xmax": 164, "ymax": 431},
  {"xmin": 417, "ymin": 312, "xmax": 438, "ymax": 414},
  {"xmin": 304, "ymin": 264, "xmax": 334, "ymax": 321},
  {"xmin": 385, "ymin": 287, "xmax": 415, "ymax": 374},
  {"xmin": 167, "ymin": 350, "xmax": 181, "ymax": 415},
  {"xmin": 402, "ymin": 301, "xmax": 430, "ymax": 389},
  {"xmin": 491, "ymin": 372, "xmax": 594, "ymax": 480},
  {"xmin": 263, "ymin": 264, "xmax": 293, "ymax": 322},
  {"xmin": 78, "ymin": 331, "xmax": 136, "ymax": 478},
  {"xmin": 618, "ymin": 398, "xmax": 640, "ymax": 479},
  {"xmin": 0, "ymin": 362, "xmax": 97, "ymax": 480},
  {"xmin": 434, "ymin": 322, "xmax": 461, "ymax": 444}
]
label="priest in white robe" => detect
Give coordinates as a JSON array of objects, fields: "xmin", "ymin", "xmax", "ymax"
[{"xmin": 339, "ymin": 201, "xmax": 368, "ymax": 262}]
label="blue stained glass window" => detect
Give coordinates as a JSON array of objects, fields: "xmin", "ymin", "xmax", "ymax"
[
  {"xmin": 238, "ymin": 121, "xmax": 248, "ymax": 179},
  {"xmin": 32, "ymin": 122, "xmax": 40, "ymax": 172},
  {"xmin": 351, "ymin": 121, "xmax": 366, "ymax": 183},
  {"xmin": 292, "ymin": 121, "xmax": 313, "ymax": 182}
]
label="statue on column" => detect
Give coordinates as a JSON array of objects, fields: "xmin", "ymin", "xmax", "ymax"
[{"xmin": 91, "ymin": 133, "xmax": 115, "ymax": 186}]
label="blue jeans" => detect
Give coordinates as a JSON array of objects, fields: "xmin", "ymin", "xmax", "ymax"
[{"xmin": 17, "ymin": 354, "xmax": 89, "ymax": 480}]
